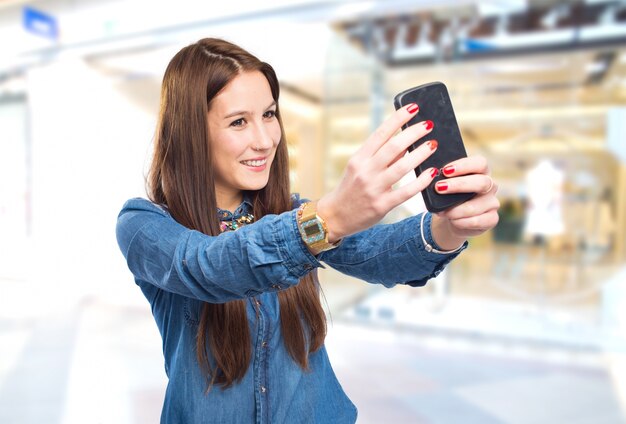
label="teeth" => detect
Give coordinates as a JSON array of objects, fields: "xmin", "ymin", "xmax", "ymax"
[{"xmin": 241, "ymin": 159, "xmax": 267, "ymax": 167}]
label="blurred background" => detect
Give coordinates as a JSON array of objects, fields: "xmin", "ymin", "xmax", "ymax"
[{"xmin": 1, "ymin": 0, "xmax": 626, "ymax": 423}]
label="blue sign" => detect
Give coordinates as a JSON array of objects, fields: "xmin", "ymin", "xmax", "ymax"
[
  {"xmin": 23, "ymin": 6, "xmax": 58, "ymax": 40},
  {"xmin": 462, "ymin": 38, "xmax": 495, "ymax": 52}
]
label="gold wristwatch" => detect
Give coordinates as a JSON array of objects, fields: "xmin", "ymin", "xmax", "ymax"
[{"xmin": 297, "ymin": 201, "xmax": 341, "ymax": 255}]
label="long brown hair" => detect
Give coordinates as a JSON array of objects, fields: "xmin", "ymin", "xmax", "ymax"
[{"xmin": 147, "ymin": 38, "xmax": 326, "ymax": 389}]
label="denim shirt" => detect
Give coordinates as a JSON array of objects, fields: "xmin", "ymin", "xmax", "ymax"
[{"xmin": 115, "ymin": 195, "xmax": 466, "ymax": 424}]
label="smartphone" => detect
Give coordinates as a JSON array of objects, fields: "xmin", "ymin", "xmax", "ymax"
[{"xmin": 393, "ymin": 81, "xmax": 475, "ymax": 213}]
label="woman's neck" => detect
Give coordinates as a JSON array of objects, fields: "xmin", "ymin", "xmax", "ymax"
[{"xmin": 215, "ymin": 189, "xmax": 243, "ymax": 213}]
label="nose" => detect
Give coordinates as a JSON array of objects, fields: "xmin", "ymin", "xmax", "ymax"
[{"xmin": 252, "ymin": 122, "xmax": 276, "ymax": 151}]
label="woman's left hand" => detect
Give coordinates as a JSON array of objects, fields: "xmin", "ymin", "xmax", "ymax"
[{"xmin": 429, "ymin": 155, "xmax": 500, "ymax": 250}]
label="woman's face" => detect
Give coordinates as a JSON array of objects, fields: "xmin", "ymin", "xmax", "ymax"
[{"xmin": 207, "ymin": 70, "xmax": 281, "ymax": 207}]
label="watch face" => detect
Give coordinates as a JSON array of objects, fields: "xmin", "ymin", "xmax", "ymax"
[
  {"xmin": 302, "ymin": 219, "xmax": 324, "ymax": 243},
  {"xmin": 304, "ymin": 224, "xmax": 320, "ymax": 237}
]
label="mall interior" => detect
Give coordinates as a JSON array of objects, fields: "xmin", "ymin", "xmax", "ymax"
[{"xmin": 1, "ymin": 0, "xmax": 626, "ymax": 423}]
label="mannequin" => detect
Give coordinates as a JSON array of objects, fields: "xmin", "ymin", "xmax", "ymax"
[{"xmin": 524, "ymin": 159, "xmax": 565, "ymax": 242}]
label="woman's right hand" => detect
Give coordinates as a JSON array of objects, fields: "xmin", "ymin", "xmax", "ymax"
[{"xmin": 317, "ymin": 104, "xmax": 439, "ymax": 242}]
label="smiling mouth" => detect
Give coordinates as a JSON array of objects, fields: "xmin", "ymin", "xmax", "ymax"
[{"xmin": 240, "ymin": 159, "xmax": 267, "ymax": 167}]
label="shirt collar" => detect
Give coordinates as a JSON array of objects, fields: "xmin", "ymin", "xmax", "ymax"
[{"xmin": 217, "ymin": 193, "xmax": 254, "ymax": 221}]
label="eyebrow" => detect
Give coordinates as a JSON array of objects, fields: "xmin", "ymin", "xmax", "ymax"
[{"xmin": 223, "ymin": 101, "xmax": 277, "ymax": 119}]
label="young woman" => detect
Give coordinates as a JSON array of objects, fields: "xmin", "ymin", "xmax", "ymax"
[{"xmin": 116, "ymin": 38, "xmax": 499, "ymax": 423}]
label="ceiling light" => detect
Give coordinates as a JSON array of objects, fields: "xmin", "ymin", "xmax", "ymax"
[
  {"xmin": 477, "ymin": 1, "xmax": 525, "ymax": 17},
  {"xmin": 330, "ymin": 1, "xmax": 376, "ymax": 20},
  {"xmin": 540, "ymin": 4, "xmax": 571, "ymax": 29},
  {"xmin": 479, "ymin": 60, "xmax": 567, "ymax": 74},
  {"xmin": 393, "ymin": 22, "xmax": 408, "ymax": 50},
  {"xmin": 585, "ymin": 61, "xmax": 607, "ymax": 74}
]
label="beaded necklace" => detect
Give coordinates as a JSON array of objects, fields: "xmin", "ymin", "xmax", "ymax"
[{"xmin": 220, "ymin": 213, "xmax": 254, "ymax": 232}]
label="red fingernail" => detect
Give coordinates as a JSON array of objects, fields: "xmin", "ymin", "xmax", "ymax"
[
  {"xmin": 407, "ymin": 103, "xmax": 419, "ymax": 114},
  {"xmin": 443, "ymin": 165, "xmax": 455, "ymax": 176},
  {"xmin": 436, "ymin": 182, "xmax": 448, "ymax": 192},
  {"xmin": 430, "ymin": 168, "xmax": 439, "ymax": 178},
  {"xmin": 428, "ymin": 140, "xmax": 438, "ymax": 150},
  {"xmin": 424, "ymin": 120, "xmax": 434, "ymax": 130}
]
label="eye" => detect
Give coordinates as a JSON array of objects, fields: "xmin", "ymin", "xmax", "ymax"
[
  {"xmin": 263, "ymin": 110, "xmax": 277, "ymax": 119},
  {"xmin": 230, "ymin": 118, "xmax": 246, "ymax": 127}
]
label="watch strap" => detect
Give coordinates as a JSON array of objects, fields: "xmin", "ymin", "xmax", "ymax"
[{"xmin": 297, "ymin": 202, "xmax": 341, "ymax": 254}]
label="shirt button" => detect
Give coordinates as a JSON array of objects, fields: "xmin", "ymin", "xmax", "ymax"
[
  {"xmin": 271, "ymin": 284, "xmax": 280, "ymax": 290},
  {"xmin": 255, "ymin": 299, "xmax": 261, "ymax": 306},
  {"xmin": 260, "ymin": 386, "xmax": 267, "ymax": 393},
  {"xmin": 262, "ymin": 341, "xmax": 268, "ymax": 348}
]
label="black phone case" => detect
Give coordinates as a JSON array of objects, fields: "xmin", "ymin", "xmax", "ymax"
[{"xmin": 393, "ymin": 81, "xmax": 476, "ymax": 212}]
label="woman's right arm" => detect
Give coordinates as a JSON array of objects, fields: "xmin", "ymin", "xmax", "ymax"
[
  {"xmin": 317, "ymin": 104, "xmax": 498, "ymax": 251},
  {"xmin": 317, "ymin": 104, "xmax": 438, "ymax": 242},
  {"xmin": 116, "ymin": 198, "xmax": 323, "ymax": 303}
]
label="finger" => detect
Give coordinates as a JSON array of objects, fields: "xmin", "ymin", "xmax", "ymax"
[
  {"xmin": 440, "ymin": 155, "xmax": 489, "ymax": 178},
  {"xmin": 434, "ymin": 174, "xmax": 497, "ymax": 195},
  {"xmin": 356, "ymin": 103, "xmax": 420, "ymax": 159},
  {"xmin": 386, "ymin": 166, "xmax": 439, "ymax": 207},
  {"xmin": 438, "ymin": 194, "xmax": 500, "ymax": 221},
  {"xmin": 381, "ymin": 139, "xmax": 438, "ymax": 187},
  {"xmin": 388, "ymin": 150, "xmax": 406, "ymax": 168},
  {"xmin": 374, "ymin": 120, "xmax": 434, "ymax": 170},
  {"xmin": 444, "ymin": 210, "xmax": 500, "ymax": 235}
]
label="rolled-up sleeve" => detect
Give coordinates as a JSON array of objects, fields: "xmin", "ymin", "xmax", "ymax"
[
  {"xmin": 116, "ymin": 198, "xmax": 322, "ymax": 303},
  {"xmin": 318, "ymin": 212, "xmax": 466, "ymax": 287}
]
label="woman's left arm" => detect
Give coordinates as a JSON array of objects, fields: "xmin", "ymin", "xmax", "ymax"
[
  {"xmin": 317, "ymin": 212, "xmax": 466, "ymax": 288},
  {"xmin": 429, "ymin": 155, "xmax": 500, "ymax": 250}
]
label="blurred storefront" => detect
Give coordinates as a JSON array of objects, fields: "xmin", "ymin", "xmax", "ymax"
[{"xmin": 318, "ymin": 0, "xmax": 626, "ymax": 340}]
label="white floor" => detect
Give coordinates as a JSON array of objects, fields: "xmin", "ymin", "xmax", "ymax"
[{"xmin": 1, "ymin": 274, "xmax": 626, "ymax": 423}]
